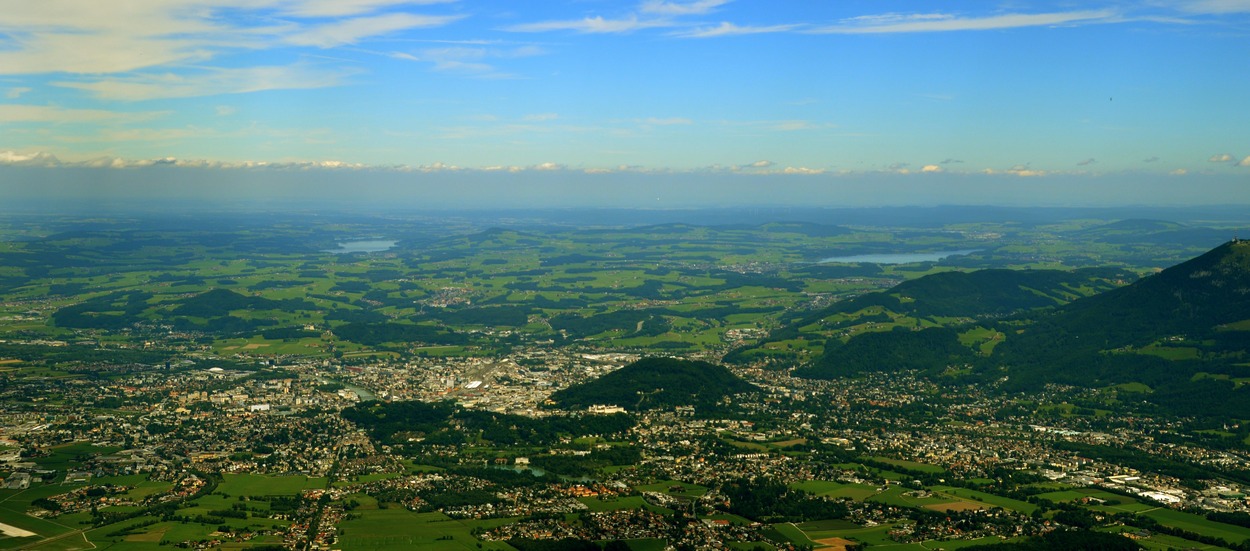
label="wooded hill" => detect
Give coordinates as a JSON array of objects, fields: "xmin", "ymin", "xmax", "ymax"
[
  {"xmin": 726, "ymin": 266, "xmax": 1133, "ymax": 365},
  {"xmin": 790, "ymin": 241, "xmax": 1250, "ymax": 418},
  {"xmin": 550, "ymin": 357, "xmax": 758, "ymax": 412}
]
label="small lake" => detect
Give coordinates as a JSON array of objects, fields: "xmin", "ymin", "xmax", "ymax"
[
  {"xmin": 819, "ymin": 249, "xmax": 981, "ymax": 264},
  {"xmin": 324, "ymin": 240, "xmax": 397, "ymax": 254}
]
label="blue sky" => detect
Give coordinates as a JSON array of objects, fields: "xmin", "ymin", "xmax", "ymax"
[{"xmin": 1, "ymin": 1, "xmax": 1249, "ymax": 207}]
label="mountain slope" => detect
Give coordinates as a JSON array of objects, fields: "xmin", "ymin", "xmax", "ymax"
[
  {"xmin": 998, "ymin": 240, "xmax": 1250, "ymax": 364},
  {"xmin": 994, "ymin": 240, "xmax": 1250, "ymax": 397},
  {"xmin": 550, "ymin": 357, "xmax": 757, "ymax": 411},
  {"xmin": 725, "ymin": 267, "xmax": 1132, "ymax": 365},
  {"xmin": 790, "ymin": 241, "xmax": 1250, "ymax": 417}
]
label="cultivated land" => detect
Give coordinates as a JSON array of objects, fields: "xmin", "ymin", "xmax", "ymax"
[{"xmin": 1, "ymin": 207, "xmax": 1250, "ymax": 550}]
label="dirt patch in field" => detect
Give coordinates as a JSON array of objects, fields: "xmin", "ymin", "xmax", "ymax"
[
  {"xmin": 241, "ymin": 343, "xmax": 269, "ymax": 350},
  {"xmin": 813, "ymin": 537, "xmax": 857, "ymax": 550},
  {"xmin": 771, "ymin": 438, "xmax": 808, "ymax": 447},
  {"xmin": 125, "ymin": 526, "xmax": 168, "ymax": 542},
  {"xmin": 0, "ymin": 522, "xmax": 36, "ymax": 538},
  {"xmin": 925, "ymin": 500, "xmax": 987, "ymax": 512}
]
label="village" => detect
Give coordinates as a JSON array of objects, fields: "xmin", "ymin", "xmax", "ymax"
[{"xmin": 3, "ymin": 347, "xmax": 1250, "ymax": 549}]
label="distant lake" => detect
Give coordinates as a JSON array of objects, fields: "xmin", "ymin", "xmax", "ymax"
[
  {"xmin": 819, "ymin": 249, "xmax": 981, "ymax": 264},
  {"xmin": 324, "ymin": 240, "xmax": 396, "ymax": 253}
]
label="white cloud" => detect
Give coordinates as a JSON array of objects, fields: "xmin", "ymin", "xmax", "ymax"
[
  {"xmin": 279, "ymin": 0, "xmax": 459, "ymax": 18},
  {"xmin": 532, "ymin": 162, "xmax": 564, "ymax": 171},
  {"xmin": 215, "ymin": 105, "xmax": 237, "ymax": 116},
  {"xmin": 0, "ymin": 104, "xmax": 166, "ymax": 123},
  {"xmin": 1238, "ymin": 156, "xmax": 1250, "ymax": 167},
  {"xmin": 523, "ymin": 113, "xmax": 559, "ymax": 122},
  {"xmin": 812, "ymin": 10, "xmax": 1117, "ymax": 34},
  {"xmin": 54, "ymin": 64, "xmax": 356, "ymax": 101},
  {"xmin": 6, "ymin": 87, "xmax": 32, "ymax": 99},
  {"xmin": 0, "ymin": 1, "xmax": 464, "ymax": 76},
  {"xmin": 640, "ymin": 0, "xmax": 729, "ymax": 16},
  {"xmin": 287, "ymin": 13, "xmax": 463, "ymax": 47},
  {"xmin": 506, "ymin": 16, "xmax": 672, "ymax": 34},
  {"xmin": 678, "ymin": 22, "xmax": 801, "ymax": 38},
  {"xmin": 782, "ymin": 166, "xmax": 824, "ymax": 174},
  {"xmin": 393, "ymin": 45, "xmax": 545, "ymax": 77},
  {"xmin": 1209, "ymin": 153, "xmax": 1235, "ymax": 162},
  {"xmin": 921, "ymin": 164, "xmax": 943, "ymax": 173},
  {"xmin": 0, "ymin": 32, "xmax": 215, "ymax": 75},
  {"xmin": 0, "ymin": 150, "xmax": 61, "ymax": 166},
  {"xmin": 1170, "ymin": 168, "xmax": 1189, "ymax": 175},
  {"xmin": 1007, "ymin": 165, "xmax": 1046, "ymax": 177}
]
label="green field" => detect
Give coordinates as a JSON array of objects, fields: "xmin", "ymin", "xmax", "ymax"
[
  {"xmin": 929, "ymin": 486, "xmax": 1038, "ymax": 514},
  {"xmin": 1141, "ymin": 508, "xmax": 1250, "ymax": 544},
  {"xmin": 869, "ymin": 457, "xmax": 946, "ymax": 474},
  {"xmin": 336, "ymin": 509, "xmax": 513, "ymax": 551},
  {"xmin": 868, "ymin": 485, "xmax": 957, "ymax": 508},
  {"xmin": 216, "ymin": 474, "xmax": 328, "ymax": 497},
  {"xmin": 634, "ymin": 481, "xmax": 708, "ymax": 497},
  {"xmin": 791, "ymin": 480, "xmax": 881, "ymax": 501}
]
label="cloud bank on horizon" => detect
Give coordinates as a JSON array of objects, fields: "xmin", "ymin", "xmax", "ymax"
[{"xmin": 0, "ymin": 0, "xmax": 1248, "ymax": 206}]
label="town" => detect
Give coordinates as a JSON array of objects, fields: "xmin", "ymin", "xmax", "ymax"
[{"xmin": 3, "ymin": 344, "xmax": 1250, "ymax": 550}]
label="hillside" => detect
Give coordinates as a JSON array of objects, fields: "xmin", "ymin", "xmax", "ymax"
[
  {"xmin": 550, "ymin": 357, "xmax": 758, "ymax": 412},
  {"xmin": 795, "ymin": 326, "xmax": 976, "ymax": 379},
  {"xmin": 995, "ymin": 240, "xmax": 1250, "ymax": 399},
  {"xmin": 725, "ymin": 267, "xmax": 1131, "ymax": 365},
  {"xmin": 791, "ymin": 241, "xmax": 1250, "ymax": 417},
  {"xmin": 861, "ymin": 267, "xmax": 1131, "ymax": 318}
]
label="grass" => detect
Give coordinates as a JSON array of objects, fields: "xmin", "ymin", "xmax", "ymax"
[
  {"xmin": 868, "ymin": 486, "xmax": 957, "ymax": 508},
  {"xmin": 335, "ymin": 508, "xmax": 513, "ymax": 551},
  {"xmin": 1141, "ymin": 508, "xmax": 1250, "ymax": 544},
  {"xmin": 929, "ymin": 486, "xmax": 1038, "ymax": 515},
  {"xmin": 766, "ymin": 523, "xmax": 816, "ymax": 546},
  {"xmin": 578, "ymin": 496, "xmax": 650, "ymax": 512},
  {"xmin": 869, "ymin": 457, "xmax": 946, "ymax": 474},
  {"xmin": 216, "ymin": 474, "xmax": 327, "ymax": 497},
  {"xmin": 791, "ymin": 480, "xmax": 881, "ymax": 501},
  {"xmin": 634, "ymin": 481, "xmax": 708, "ymax": 497}
]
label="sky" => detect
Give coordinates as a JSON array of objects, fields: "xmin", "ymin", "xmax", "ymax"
[{"xmin": 1, "ymin": 0, "xmax": 1249, "ymax": 208}]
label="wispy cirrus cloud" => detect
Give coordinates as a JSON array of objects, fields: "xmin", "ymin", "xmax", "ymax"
[
  {"xmin": 505, "ymin": 16, "xmax": 672, "ymax": 34},
  {"xmin": 639, "ymin": 0, "xmax": 729, "ymax": 16},
  {"xmin": 54, "ymin": 64, "xmax": 357, "ymax": 101},
  {"xmin": 0, "ymin": 1, "xmax": 465, "ymax": 76},
  {"xmin": 391, "ymin": 44, "xmax": 545, "ymax": 78},
  {"xmin": 279, "ymin": 0, "xmax": 459, "ymax": 18},
  {"xmin": 506, "ymin": 0, "xmax": 733, "ymax": 34},
  {"xmin": 0, "ymin": 104, "xmax": 167, "ymax": 123},
  {"xmin": 811, "ymin": 10, "xmax": 1118, "ymax": 34},
  {"xmin": 287, "ymin": 13, "xmax": 464, "ymax": 48},
  {"xmin": 677, "ymin": 22, "xmax": 802, "ymax": 38}
]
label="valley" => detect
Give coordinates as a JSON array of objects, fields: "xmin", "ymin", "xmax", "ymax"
[{"xmin": 1, "ymin": 206, "xmax": 1249, "ymax": 551}]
